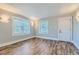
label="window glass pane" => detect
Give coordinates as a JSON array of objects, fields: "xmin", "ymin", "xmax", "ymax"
[
  {"xmin": 12, "ymin": 16, "xmax": 30, "ymax": 36},
  {"xmin": 39, "ymin": 20, "xmax": 48, "ymax": 34}
]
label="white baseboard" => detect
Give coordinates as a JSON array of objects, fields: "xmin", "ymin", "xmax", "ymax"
[
  {"xmin": 0, "ymin": 36, "xmax": 35, "ymax": 47},
  {"xmin": 35, "ymin": 36, "xmax": 58, "ymax": 40},
  {"xmin": 0, "ymin": 36, "xmax": 78, "ymax": 50},
  {"xmin": 71, "ymin": 41, "xmax": 79, "ymax": 50},
  {"xmin": 0, "ymin": 36, "xmax": 58, "ymax": 48},
  {"xmin": 35, "ymin": 36, "xmax": 79, "ymax": 49},
  {"xmin": 0, "ymin": 36, "xmax": 72, "ymax": 48},
  {"xmin": 35, "ymin": 36, "xmax": 71, "ymax": 42}
]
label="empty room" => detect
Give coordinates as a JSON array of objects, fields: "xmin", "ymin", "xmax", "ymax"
[{"xmin": 0, "ymin": 3, "xmax": 79, "ymax": 55}]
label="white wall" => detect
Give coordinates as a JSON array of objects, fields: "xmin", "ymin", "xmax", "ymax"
[
  {"xmin": 0, "ymin": 21, "xmax": 11, "ymax": 44},
  {"xmin": 73, "ymin": 15, "xmax": 79, "ymax": 49}
]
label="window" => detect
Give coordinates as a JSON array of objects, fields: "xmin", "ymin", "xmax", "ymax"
[
  {"xmin": 12, "ymin": 16, "xmax": 30, "ymax": 36},
  {"xmin": 39, "ymin": 20, "xmax": 48, "ymax": 34}
]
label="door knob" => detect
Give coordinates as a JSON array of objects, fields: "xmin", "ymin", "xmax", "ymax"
[{"xmin": 59, "ymin": 30, "xmax": 62, "ymax": 33}]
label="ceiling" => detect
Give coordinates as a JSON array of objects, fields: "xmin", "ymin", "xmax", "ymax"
[{"xmin": 1, "ymin": 3, "xmax": 79, "ymax": 19}]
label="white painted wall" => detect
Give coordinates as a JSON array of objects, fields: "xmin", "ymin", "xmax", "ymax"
[
  {"xmin": 0, "ymin": 21, "xmax": 11, "ymax": 44},
  {"xmin": 73, "ymin": 15, "xmax": 79, "ymax": 49}
]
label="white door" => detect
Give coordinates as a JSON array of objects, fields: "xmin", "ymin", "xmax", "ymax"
[{"xmin": 58, "ymin": 16, "xmax": 72, "ymax": 42}]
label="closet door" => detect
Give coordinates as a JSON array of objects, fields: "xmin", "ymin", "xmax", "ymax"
[{"xmin": 58, "ymin": 16, "xmax": 72, "ymax": 42}]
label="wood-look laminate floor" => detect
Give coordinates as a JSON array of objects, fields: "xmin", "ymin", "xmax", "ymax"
[{"xmin": 0, "ymin": 38, "xmax": 79, "ymax": 55}]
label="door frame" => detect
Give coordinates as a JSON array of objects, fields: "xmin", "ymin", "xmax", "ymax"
[{"xmin": 58, "ymin": 16, "xmax": 73, "ymax": 42}]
